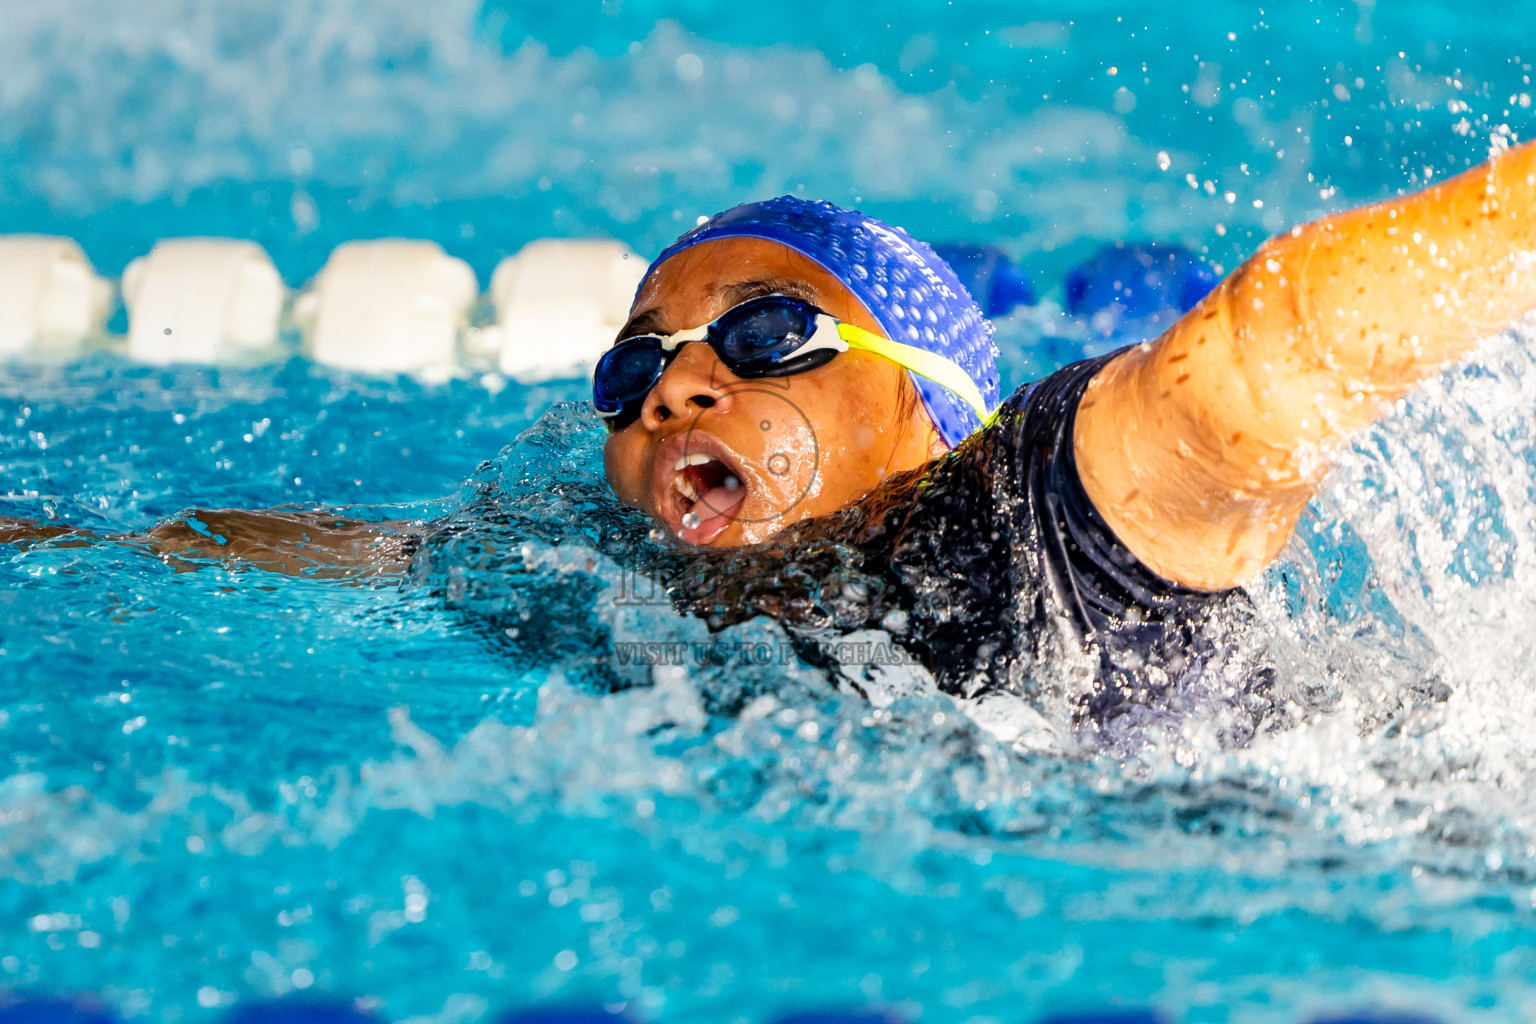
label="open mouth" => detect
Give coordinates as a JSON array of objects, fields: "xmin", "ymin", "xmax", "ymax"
[{"xmin": 668, "ymin": 452, "xmax": 748, "ymax": 545}]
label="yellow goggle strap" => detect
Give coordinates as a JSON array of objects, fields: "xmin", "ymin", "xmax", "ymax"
[{"xmin": 836, "ymin": 322, "xmax": 991, "ymax": 423}]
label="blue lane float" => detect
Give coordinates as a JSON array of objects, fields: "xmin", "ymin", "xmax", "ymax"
[
  {"xmin": 768, "ymin": 1011, "xmax": 905, "ymax": 1024},
  {"xmin": 929, "ymin": 242, "xmax": 1035, "ymax": 318},
  {"xmin": 495, "ymin": 1008, "xmax": 637, "ymax": 1024},
  {"xmin": 1307, "ymin": 1015, "xmax": 1448, "ymax": 1024},
  {"xmin": 0, "ymin": 231, "xmax": 1234, "ymax": 371},
  {"xmin": 1035, "ymin": 1011, "xmax": 1167, "ymax": 1024},
  {"xmin": 1062, "ymin": 241, "xmax": 1218, "ymax": 343},
  {"xmin": 221, "ymin": 1002, "xmax": 378, "ymax": 1024},
  {"xmin": 0, "ymin": 995, "xmax": 1458, "ymax": 1024},
  {"xmin": 0, "ymin": 998, "xmax": 119, "ymax": 1024}
]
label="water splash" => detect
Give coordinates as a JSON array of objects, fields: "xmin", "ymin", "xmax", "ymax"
[{"xmin": 386, "ymin": 317, "xmax": 1536, "ymax": 889}]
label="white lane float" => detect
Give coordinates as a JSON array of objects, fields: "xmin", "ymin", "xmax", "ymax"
[
  {"xmin": 294, "ymin": 240, "xmax": 478, "ymax": 374},
  {"xmin": 0, "ymin": 235, "xmax": 112, "ymax": 354},
  {"xmin": 0, "ymin": 233, "xmax": 650, "ymax": 381},
  {"xmin": 485, "ymin": 238, "xmax": 644, "ymax": 382},
  {"xmin": 122, "ymin": 238, "xmax": 285, "ymax": 364}
]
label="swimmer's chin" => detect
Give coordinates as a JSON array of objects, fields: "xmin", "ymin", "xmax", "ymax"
[{"xmin": 656, "ymin": 514, "xmax": 788, "ymax": 548}]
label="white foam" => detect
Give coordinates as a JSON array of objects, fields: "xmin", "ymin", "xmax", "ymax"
[
  {"xmin": 0, "ymin": 5, "xmax": 1210, "ymax": 248},
  {"xmin": 1197, "ymin": 319, "xmax": 1536, "ymax": 869}
]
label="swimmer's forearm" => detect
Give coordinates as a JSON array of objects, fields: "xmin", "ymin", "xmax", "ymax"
[
  {"xmin": 139, "ymin": 509, "xmax": 419, "ymax": 577},
  {"xmin": 1183, "ymin": 137, "xmax": 1536, "ymax": 461},
  {"xmin": 2, "ymin": 509, "xmax": 419, "ymax": 578},
  {"xmin": 0, "ymin": 517, "xmax": 99, "ymax": 548},
  {"xmin": 1300, "ymin": 136, "xmax": 1536, "ymax": 375},
  {"xmin": 1075, "ymin": 138, "xmax": 1536, "ymax": 589},
  {"xmin": 1106, "ymin": 138, "xmax": 1536, "ymax": 497}
]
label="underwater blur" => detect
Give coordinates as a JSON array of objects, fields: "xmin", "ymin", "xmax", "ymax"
[{"xmin": 5, "ymin": 1, "xmax": 1536, "ymax": 1022}]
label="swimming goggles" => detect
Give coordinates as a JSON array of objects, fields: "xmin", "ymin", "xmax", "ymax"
[{"xmin": 592, "ymin": 294, "xmax": 989, "ymax": 430}]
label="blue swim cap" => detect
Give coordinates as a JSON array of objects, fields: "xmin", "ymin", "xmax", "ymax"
[{"xmin": 640, "ymin": 196, "xmax": 1000, "ymax": 448}]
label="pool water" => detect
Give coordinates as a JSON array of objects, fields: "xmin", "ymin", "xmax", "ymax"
[{"xmin": 6, "ymin": 2, "xmax": 1536, "ymax": 1022}]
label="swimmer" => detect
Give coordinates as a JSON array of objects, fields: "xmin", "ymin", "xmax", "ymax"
[{"xmin": 6, "ymin": 139, "xmax": 1536, "ymax": 721}]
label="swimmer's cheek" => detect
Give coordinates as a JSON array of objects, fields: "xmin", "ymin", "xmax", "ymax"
[{"xmin": 603, "ymin": 433, "xmax": 654, "ymax": 515}]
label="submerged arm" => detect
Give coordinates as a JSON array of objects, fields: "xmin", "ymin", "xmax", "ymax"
[
  {"xmin": 1, "ymin": 508, "xmax": 419, "ymax": 578},
  {"xmin": 1074, "ymin": 137, "xmax": 1536, "ymax": 590}
]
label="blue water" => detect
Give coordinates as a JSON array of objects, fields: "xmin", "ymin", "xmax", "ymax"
[{"xmin": 6, "ymin": 2, "xmax": 1536, "ymax": 1022}]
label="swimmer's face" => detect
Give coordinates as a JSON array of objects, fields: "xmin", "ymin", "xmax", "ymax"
[{"xmin": 604, "ymin": 236, "xmax": 945, "ymax": 546}]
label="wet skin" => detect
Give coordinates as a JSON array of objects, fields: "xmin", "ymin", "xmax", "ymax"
[
  {"xmin": 608, "ymin": 138, "xmax": 1536, "ymax": 576},
  {"xmin": 8, "ymin": 142, "xmax": 1533, "ymax": 587},
  {"xmin": 603, "ymin": 237, "xmax": 946, "ymax": 547}
]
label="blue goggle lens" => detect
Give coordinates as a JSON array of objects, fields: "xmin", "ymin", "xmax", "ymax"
[
  {"xmin": 592, "ymin": 339, "xmax": 668, "ymax": 415},
  {"xmin": 594, "ymin": 296, "xmax": 825, "ymax": 427},
  {"xmin": 715, "ymin": 298, "xmax": 815, "ymax": 368}
]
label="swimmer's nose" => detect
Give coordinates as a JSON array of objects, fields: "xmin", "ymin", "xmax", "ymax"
[{"xmin": 639, "ymin": 342, "xmax": 735, "ymax": 430}]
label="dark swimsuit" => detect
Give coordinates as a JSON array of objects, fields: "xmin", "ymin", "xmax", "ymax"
[
  {"xmin": 659, "ymin": 354, "xmax": 1273, "ymax": 736},
  {"xmin": 425, "ymin": 354, "xmax": 1275, "ymax": 739}
]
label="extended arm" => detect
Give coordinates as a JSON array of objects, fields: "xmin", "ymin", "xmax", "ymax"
[
  {"xmin": 1075, "ymin": 137, "xmax": 1536, "ymax": 590},
  {"xmin": 1, "ymin": 508, "xmax": 419, "ymax": 578}
]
